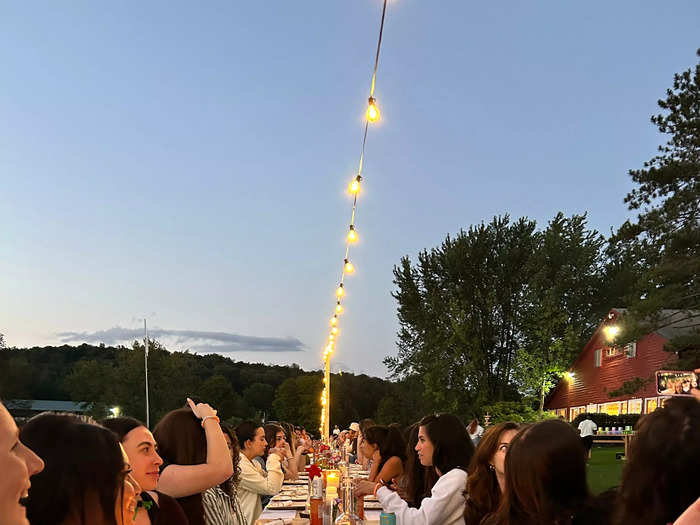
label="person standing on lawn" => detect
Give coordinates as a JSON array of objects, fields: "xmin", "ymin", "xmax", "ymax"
[{"xmin": 577, "ymin": 416, "xmax": 597, "ymax": 459}]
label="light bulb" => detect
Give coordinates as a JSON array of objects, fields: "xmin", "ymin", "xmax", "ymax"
[
  {"xmin": 367, "ymin": 96, "xmax": 380, "ymax": 122},
  {"xmin": 336, "ymin": 302, "xmax": 343, "ymax": 314},
  {"xmin": 331, "ymin": 327, "xmax": 338, "ymax": 335},
  {"xmin": 344, "ymin": 258, "xmax": 354, "ymax": 273},
  {"xmin": 336, "ymin": 283, "xmax": 344, "ymax": 297},
  {"xmin": 347, "ymin": 225, "xmax": 358, "ymax": 243},
  {"xmin": 349, "ymin": 175, "xmax": 361, "ymax": 194},
  {"xmin": 331, "ymin": 316, "xmax": 337, "ymax": 326}
]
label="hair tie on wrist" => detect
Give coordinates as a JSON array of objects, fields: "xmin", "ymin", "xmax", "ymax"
[{"xmin": 201, "ymin": 415, "xmax": 220, "ymax": 427}]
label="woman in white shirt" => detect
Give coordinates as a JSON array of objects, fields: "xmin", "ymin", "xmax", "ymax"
[
  {"xmin": 234, "ymin": 421, "xmax": 285, "ymax": 525},
  {"xmin": 355, "ymin": 413, "xmax": 475, "ymax": 525}
]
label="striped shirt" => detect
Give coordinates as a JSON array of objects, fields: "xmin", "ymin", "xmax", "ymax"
[{"xmin": 203, "ymin": 486, "xmax": 246, "ymax": 525}]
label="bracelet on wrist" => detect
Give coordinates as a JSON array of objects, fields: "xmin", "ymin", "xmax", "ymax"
[
  {"xmin": 373, "ymin": 482, "xmax": 382, "ymax": 498},
  {"xmin": 200, "ymin": 415, "xmax": 220, "ymax": 428}
]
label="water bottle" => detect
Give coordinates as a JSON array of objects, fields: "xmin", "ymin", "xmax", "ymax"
[{"xmin": 379, "ymin": 512, "xmax": 396, "ymax": 525}]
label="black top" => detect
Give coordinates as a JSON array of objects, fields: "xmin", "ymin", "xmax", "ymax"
[{"xmin": 141, "ymin": 490, "xmax": 190, "ymax": 525}]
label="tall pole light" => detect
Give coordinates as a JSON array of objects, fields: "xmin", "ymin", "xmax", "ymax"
[{"xmin": 144, "ymin": 319, "xmax": 150, "ymax": 428}]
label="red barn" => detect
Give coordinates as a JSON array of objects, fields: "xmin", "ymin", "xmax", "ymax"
[{"xmin": 545, "ymin": 308, "xmax": 696, "ymax": 420}]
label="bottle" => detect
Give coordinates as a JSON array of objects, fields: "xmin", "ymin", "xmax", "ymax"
[
  {"xmin": 355, "ymin": 493, "xmax": 364, "ymax": 520},
  {"xmin": 334, "ymin": 478, "xmax": 363, "ymax": 524},
  {"xmin": 379, "ymin": 512, "xmax": 396, "ymax": 525},
  {"xmin": 310, "ymin": 477, "xmax": 324, "ymax": 525}
]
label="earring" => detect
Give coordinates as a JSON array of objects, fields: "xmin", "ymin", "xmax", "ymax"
[{"xmin": 488, "ymin": 464, "xmax": 495, "ymax": 472}]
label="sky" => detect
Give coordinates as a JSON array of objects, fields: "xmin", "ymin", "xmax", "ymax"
[{"xmin": 1, "ymin": 1, "xmax": 699, "ymax": 378}]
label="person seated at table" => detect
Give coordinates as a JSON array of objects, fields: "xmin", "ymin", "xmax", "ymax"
[
  {"xmin": 355, "ymin": 413, "xmax": 474, "ymax": 524},
  {"xmin": 0, "ymin": 400, "xmax": 44, "ymax": 525},
  {"xmin": 464, "ymin": 422, "xmax": 520, "ymax": 525},
  {"xmin": 20, "ymin": 412, "xmax": 141, "ymax": 525},
  {"xmin": 153, "ymin": 399, "xmax": 233, "ymax": 525},
  {"xmin": 235, "ymin": 421, "xmax": 284, "ymax": 525},
  {"xmin": 356, "ymin": 418, "xmax": 376, "ymax": 469},
  {"xmin": 392, "ymin": 423, "xmax": 438, "ymax": 509},
  {"xmin": 614, "ymin": 396, "xmax": 700, "ymax": 525},
  {"xmin": 102, "ymin": 416, "xmax": 189, "ymax": 525},
  {"xmin": 482, "ymin": 419, "xmax": 611, "ymax": 525},
  {"xmin": 360, "ymin": 425, "xmax": 406, "ymax": 485},
  {"xmin": 255, "ymin": 423, "xmax": 305, "ymax": 481},
  {"xmin": 346, "ymin": 422, "xmax": 360, "ymax": 463}
]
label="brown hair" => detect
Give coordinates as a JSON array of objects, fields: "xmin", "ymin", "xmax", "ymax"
[
  {"xmin": 614, "ymin": 396, "xmax": 700, "ymax": 525},
  {"xmin": 221, "ymin": 424, "xmax": 241, "ymax": 489},
  {"xmin": 486, "ymin": 419, "xmax": 589, "ymax": 525},
  {"xmin": 153, "ymin": 408, "xmax": 206, "ymax": 525},
  {"xmin": 263, "ymin": 423, "xmax": 285, "ymax": 459},
  {"xmin": 404, "ymin": 422, "xmax": 438, "ymax": 508},
  {"xmin": 465, "ymin": 422, "xmax": 520, "ymax": 525},
  {"xmin": 20, "ymin": 413, "xmax": 126, "ymax": 525}
]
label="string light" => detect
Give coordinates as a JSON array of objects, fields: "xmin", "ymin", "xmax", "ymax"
[
  {"xmin": 367, "ymin": 97, "xmax": 380, "ymax": 122},
  {"xmin": 319, "ymin": 0, "xmax": 390, "ymax": 439},
  {"xmin": 349, "ymin": 175, "xmax": 362, "ymax": 194},
  {"xmin": 344, "ymin": 259, "xmax": 354, "ymax": 273},
  {"xmin": 347, "ymin": 225, "xmax": 358, "ymax": 243}
]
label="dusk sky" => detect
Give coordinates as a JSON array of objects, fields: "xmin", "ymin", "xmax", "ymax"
[{"xmin": 2, "ymin": 1, "xmax": 698, "ymax": 377}]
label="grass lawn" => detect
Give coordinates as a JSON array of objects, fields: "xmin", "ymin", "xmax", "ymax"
[{"xmin": 587, "ymin": 446, "xmax": 624, "ymax": 494}]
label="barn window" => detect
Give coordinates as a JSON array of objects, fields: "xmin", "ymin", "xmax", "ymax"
[{"xmin": 594, "ymin": 349, "xmax": 602, "ymax": 367}]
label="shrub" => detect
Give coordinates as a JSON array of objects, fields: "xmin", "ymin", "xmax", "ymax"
[{"xmin": 481, "ymin": 401, "xmax": 557, "ymax": 424}]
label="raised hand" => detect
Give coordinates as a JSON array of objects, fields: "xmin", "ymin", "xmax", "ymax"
[{"xmin": 186, "ymin": 398, "xmax": 217, "ymax": 420}]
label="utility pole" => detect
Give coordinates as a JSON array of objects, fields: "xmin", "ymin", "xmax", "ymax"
[{"xmin": 144, "ymin": 319, "xmax": 150, "ymax": 428}]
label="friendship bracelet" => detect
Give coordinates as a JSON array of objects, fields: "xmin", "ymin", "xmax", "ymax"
[{"xmin": 201, "ymin": 415, "xmax": 220, "ymax": 427}]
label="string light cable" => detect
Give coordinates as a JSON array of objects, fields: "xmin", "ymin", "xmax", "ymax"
[{"xmin": 319, "ymin": 0, "xmax": 390, "ymax": 436}]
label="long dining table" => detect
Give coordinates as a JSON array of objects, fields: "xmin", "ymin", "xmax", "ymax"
[{"xmin": 255, "ymin": 465, "xmax": 384, "ymax": 524}]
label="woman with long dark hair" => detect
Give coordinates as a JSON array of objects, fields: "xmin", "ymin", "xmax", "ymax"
[
  {"xmin": 153, "ymin": 399, "xmax": 233, "ymax": 525},
  {"xmin": 396, "ymin": 423, "xmax": 438, "ymax": 508},
  {"xmin": 0, "ymin": 401, "xmax": 44, "ymax": 525},
  {"xmin": 464, "ymin": 422, "xmax": 519, "ymax": 525},
  {"xmin": 356, "ymin": 418, "xmax": 376, "ymax": 469},
  {"xmin": 19, "ymin": 412, "xmax": 140, "ymax": 525},
  {"xmin": 355, "ymin": 413, "xmax": 474, "ymax": 524},
  {"xmin": 101, "ymin": 417, "xmax": 189, "ymax": 525},
  {"xmin": 483, "ymin": 419, "xmax": 603, "ymax": 525},
  {"xmin": 360, "ymin": 425, "xmax": 406, "ymax": 484},
  {"xmin": 614, "ymin": 396, "xmax": 700, "ymax": 525}
]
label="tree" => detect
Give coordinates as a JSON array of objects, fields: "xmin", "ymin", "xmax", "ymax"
[
  {"xmin": 613, "ymin": 54, "xmax": 700, "ymax": 361},
  {"xmin": 374, "ymin": 376, "xmax": 432, "ymax": 426},
  {"xmin": 515, "ymin": 213, "xmax": 607, "ymax": 413},
  {"xmin": 243, "ymin": 382, "xmax": 275, "ymax": 419},
  {"xmin": 0, "ymin": 333, "xmax": 5, "ymax": 349},
  {"xmin": 273, "ymin": 374, "xmax": 323, "ymax": 432},
  {"xmin": 385, "ymin": 216, "xmax": 538, "ymax": 414}
]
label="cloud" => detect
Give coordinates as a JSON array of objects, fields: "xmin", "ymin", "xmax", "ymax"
[{"xmin": 56, "ymin": 326, "xmax": 305, "ymax": 353}]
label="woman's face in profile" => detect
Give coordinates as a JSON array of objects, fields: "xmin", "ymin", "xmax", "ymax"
[{"xmin": 0, "ymin": 404, "xmax": 44, "ymax": 525}]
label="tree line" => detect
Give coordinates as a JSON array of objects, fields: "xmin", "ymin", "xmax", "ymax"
[{"xmin": 0, "ymin": 340, "xmax": 424, "ymax": 430}]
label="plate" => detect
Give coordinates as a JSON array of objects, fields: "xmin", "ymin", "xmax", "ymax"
[{"xmin": 266, "ymin": 501, "xmax": 307, "ymax": 510}]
